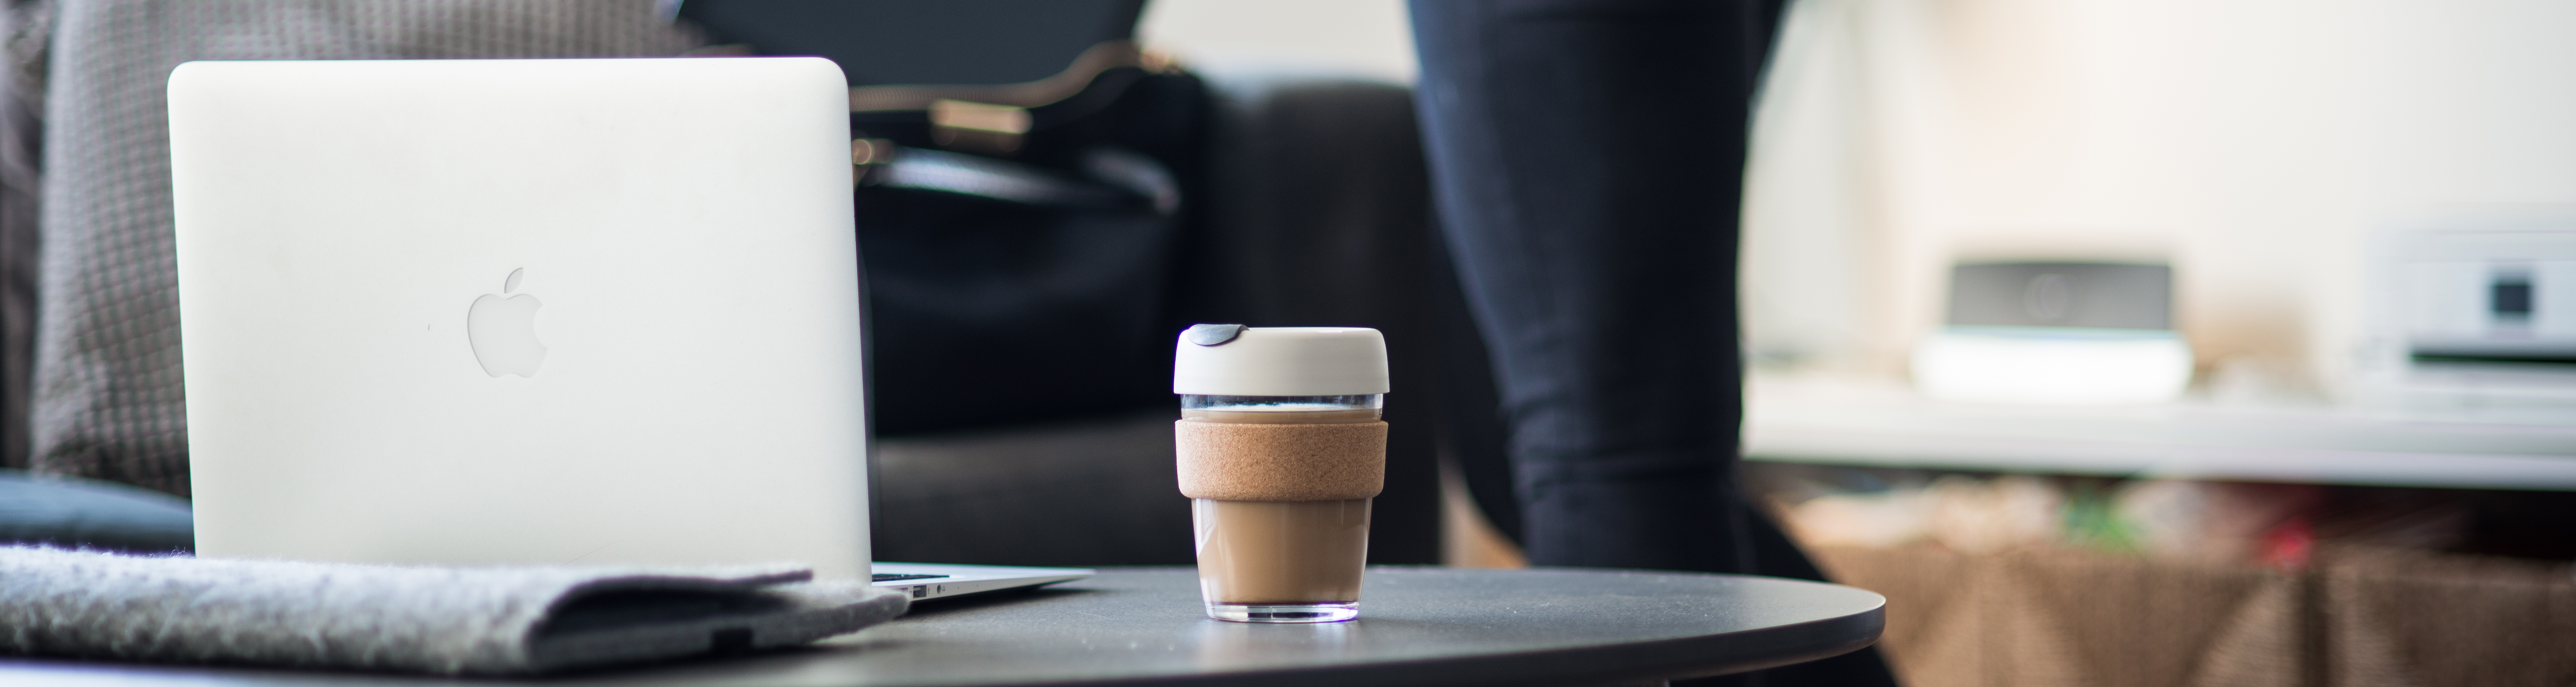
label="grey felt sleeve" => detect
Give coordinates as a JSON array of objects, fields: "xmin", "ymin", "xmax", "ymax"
[{"xmin": 0, "ymin": 547, "xmax": 909, "ymax": 674}]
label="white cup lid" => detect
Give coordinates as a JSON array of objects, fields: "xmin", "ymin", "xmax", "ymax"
[{"xmin": 1171, "ymin": 326, "xmax": 1389, "ymax": 396}]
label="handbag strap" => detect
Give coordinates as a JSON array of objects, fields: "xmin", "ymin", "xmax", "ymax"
[{"xmin": 855, "ymin": 142, "xmax": 1174, "ymax": 215}]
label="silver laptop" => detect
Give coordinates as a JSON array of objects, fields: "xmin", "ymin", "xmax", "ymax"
[{"xmin": 168, "ymin": 57, "xmax": 1085, "ymax": 600}]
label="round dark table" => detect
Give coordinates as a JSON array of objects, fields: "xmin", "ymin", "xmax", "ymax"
[{"xmin": 0, "ymin": 567, "xmax": 1885, "ymax": 687}]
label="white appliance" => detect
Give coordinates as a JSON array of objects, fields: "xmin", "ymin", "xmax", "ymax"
[
  {"xmin": 2396, "ymin": 231, "xmax": 2576, "ymax": 361},
  {"xmin": 2362, "ymin": 219, "xmax": 2576, "ymax": 415},
  {"xmin": 1912, "ymin": 262, "xmax": 2192, "ymax": 404},
  {"xmin": 170, "ymin": 58, "xmax": 1083, "ymax": 597}
]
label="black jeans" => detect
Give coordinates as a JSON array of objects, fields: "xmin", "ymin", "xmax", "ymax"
[{"xmin": 1409, "ymin": 1, "xmax": 1896, "ymax": 684}]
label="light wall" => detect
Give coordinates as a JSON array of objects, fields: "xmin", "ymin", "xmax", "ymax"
[
  {"xmin": 1137, "ymin": 0, "xmax": 1416, "ymax": 83},
  {"xmin": 1741, "ymin": 0, "xmax": 2576, "ymax": 399}
]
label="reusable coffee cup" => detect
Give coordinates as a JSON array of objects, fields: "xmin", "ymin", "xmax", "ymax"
[{"xmin": 1173, "ymin": 324, "xmax": 1388, "ymax": 623}]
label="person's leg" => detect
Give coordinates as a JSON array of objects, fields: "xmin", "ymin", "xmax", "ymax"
[
  {"xmin": 1410, "ymin": 1, "xmax": 1896, "ymax": 683},
  {"xmin": 1407, "ymin": 0, "xmax": 1775, "ymax": 573}
]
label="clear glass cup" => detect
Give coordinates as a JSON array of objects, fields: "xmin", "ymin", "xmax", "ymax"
[{"xmin": 1181, "ymin": 393, "xmax": 1380, "ymax": 623}]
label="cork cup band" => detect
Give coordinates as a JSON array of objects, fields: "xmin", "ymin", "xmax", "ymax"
[{"xmin": 1174, "ymin": 420, "xmax": 1388, "ymax": 501}]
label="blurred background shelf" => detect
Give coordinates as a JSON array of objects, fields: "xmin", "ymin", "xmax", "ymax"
[{"xmin": 1744, "ymin": 374, "xmax": 2576, "ymax": 491}]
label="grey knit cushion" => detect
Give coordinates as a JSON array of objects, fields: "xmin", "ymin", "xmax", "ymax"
[
  {"xmin": 0, "ymin": 547, "xmax": 909, "ymax": 674},
  {"xmin": 31, "ymin": 0, "xmax": 708, "ymax": 495}
]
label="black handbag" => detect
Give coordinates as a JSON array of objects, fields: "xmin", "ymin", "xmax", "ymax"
[{"xmin": 846, "ymin": 55, "xmax": 1206, "ymax": 435}]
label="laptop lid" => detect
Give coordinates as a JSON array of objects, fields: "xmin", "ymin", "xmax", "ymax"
[{"xmin": 170, "ymin": 58, "xmax": 872, "ymax": 578}]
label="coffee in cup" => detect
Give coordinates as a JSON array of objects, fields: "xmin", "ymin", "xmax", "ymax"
[{"xmin": 1172, "ymin": 325, "xmax": 1388, "ymax": 623}]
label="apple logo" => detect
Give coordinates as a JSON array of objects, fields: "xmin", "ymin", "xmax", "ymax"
[{"xmin": 466, "ymin": 268, "xmax": 547, "ymax": 377}]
